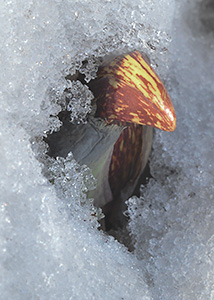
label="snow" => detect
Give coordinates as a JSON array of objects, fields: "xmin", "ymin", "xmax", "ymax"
[
  {"xmin": 0, "ymin": 0, "xmax": 214, "ymax": 299},
  {"xmin": 127, "ymin": 1, "xmax": 214, "ymax": 299}
]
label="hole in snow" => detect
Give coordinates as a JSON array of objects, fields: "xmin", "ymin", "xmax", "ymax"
[{"xmin": 43, "ymin": 56, "xmax": 154, "ymax": 250}]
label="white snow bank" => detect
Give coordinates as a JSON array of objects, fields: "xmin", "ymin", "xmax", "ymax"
[
  {"xmin": 127, "ymin": 1, "xmax": 214, "ymax": 299},
  {"xmin": 0, "ymin": 125, "xmax": 150, "ymax": 299}
]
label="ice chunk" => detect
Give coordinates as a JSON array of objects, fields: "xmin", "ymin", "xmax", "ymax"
[{"xmin": 65, "ymin": 80, "xmax": 93, "ymax": 123}]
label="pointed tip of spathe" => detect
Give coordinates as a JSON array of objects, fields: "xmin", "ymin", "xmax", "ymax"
[
  {"xmin": 163, "ymin": 106, "xmax": 176, "ymax": 132},
  {"xmin": 156, "ymin": 110, "xmax": 176, "ymax": 132},
  {"xmin": 151, "ymin": 94, "xmax": 176, "ymax": 132},
  {"xmin": 152, "ymin": 88, "xmax": 177, "ymax": 132},
  {"xmin": 90, "ymin": 50, "xmax": 177, "ymax": 132}
]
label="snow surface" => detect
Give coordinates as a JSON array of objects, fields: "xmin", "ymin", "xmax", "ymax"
[
  {"xmin": 127, "ymin": 1, "xmax": 214, "ymax": 299},
  {"xmin": 0, "ymin": 0, "xmax": 214, "ymax": 299}
]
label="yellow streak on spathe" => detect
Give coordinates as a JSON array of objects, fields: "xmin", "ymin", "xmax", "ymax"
[
  {"xmin": 115, "ymin": 107, "xmax": 124, "ymax": 112},
  {"xmin": 104, "ymin": 57, "xmax": 150, "ymax": 99},
  {"xmin": 123, "ymin": 54, "xmax": 159, "ymax": 85},
  {"xmin": 129, "ymin": 113, "xmax": 141, "ymax": 123},
  {"xmin": 109, "ymin": 77, "xmax": 119, "ymax": 88},
  {"xmin": 109, "ymin": 52, "xmax": 168, "ymax": 115},
  {"xmin": 119, "ymin": 139, "xmax": 124, "ymax": 152},
  {"xmin": 99, "ymin": 51, "xmax": 176, "ymax": 130}
]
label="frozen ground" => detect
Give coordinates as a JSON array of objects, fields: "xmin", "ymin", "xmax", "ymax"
[{"xmin": 0, "ymin": 0, "xmax": 214, "ymax": 299}]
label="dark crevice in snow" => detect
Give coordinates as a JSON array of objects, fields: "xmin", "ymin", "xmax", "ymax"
[{"xmin": 43, "ymin": 59, "xmax": 155, "ymax": 250}]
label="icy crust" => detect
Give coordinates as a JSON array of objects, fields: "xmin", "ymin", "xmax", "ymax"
[{"xmin": 127, "ymin": 1, "xmax": 214, "ymax": 299}]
